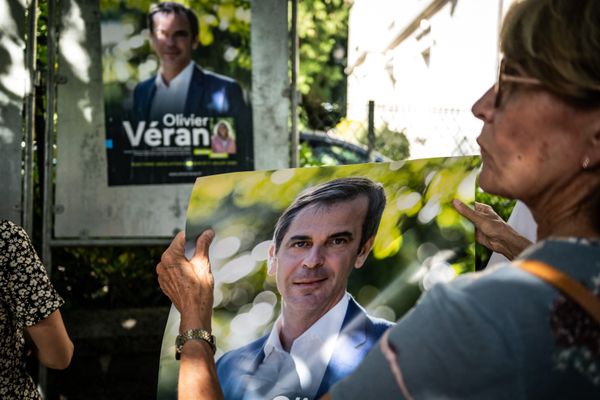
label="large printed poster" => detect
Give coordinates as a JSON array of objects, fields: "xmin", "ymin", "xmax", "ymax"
[
  {"xmin": 100, "ymin": 1, "xmax": 253, "ymax": 186},
  {"xmin": 156, "ymin": 157, "xmax": 480, "ymax": 399}
]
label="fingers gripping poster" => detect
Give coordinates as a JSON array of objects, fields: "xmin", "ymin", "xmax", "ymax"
[{"xmin": 157, "ymin": 157, "xmax": 479, "ymax": 399}]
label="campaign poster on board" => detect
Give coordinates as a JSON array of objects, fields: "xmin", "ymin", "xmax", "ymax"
[
  {"xmin": 156, "ymin": 157, "xmax": 480, "ymax": 398},
  {"xmin": 100, "ymin": 0, "xmax": 253, "ymax": 185}
]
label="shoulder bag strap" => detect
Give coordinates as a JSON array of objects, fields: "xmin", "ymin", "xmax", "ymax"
[
  {"xmin": 379, "ymin": 329, "xmax": 414, "ymax": 400},
  {"xmin": 514, "ymin": 259, "xmax": 600, "ymax": 325}
]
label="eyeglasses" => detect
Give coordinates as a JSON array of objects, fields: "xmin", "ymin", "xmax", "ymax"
[{"xmin": 494, "ymin": 58, "xmax": 544, "ymax": 108}]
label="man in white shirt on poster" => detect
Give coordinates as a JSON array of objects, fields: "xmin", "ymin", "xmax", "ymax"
[
  {"xmin": 132, "ymin": 2, "xmax": 249, "ymax": 126},
  {"xmin": 216, "ymin": 177, "xmax": 394, "ymax": 400}
]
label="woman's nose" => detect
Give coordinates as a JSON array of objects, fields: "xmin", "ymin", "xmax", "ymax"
[{"xmin": 472, "ymin": 85, "xmax": 496, "ymax": 122}]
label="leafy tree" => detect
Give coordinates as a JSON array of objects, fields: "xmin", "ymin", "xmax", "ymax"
[
  {"xmin": 298, "ymin": 141, "xmax": 323, "ymax": 167},
  {"xmin": 335, "ymin": 118, "xmax": 411, "ymax": 161},
  {"xmin": 357, "ymin": 123, "xmax": 411, "ymax": 161},
  {"xmin": 297, "ymin": 0, "xmax": 349, "ymax": 131},
  {"xmin": 52, "ymin": 245, "xmax": 168, "ymax": 310}
]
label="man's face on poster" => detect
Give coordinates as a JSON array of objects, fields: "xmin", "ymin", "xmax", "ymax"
[
  {"xmin": 150, "ymin": 11, "xmax": 197, "ymax": 73},
  {"xmin": 267, "ymin": 195, "xmax": 374, "ymax": 316}
]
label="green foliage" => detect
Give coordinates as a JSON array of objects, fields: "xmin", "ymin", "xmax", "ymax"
[
  {"xmin": 357, "ymin": 123, "xmax": 410, "ymax": 161},
  {"xmin": 299, "ymin": 141, "xmax": 324, "ymax": 167},
  {"xmin": 297, "ymin": 0, "xmax": 350, "ymax": 130},
  {"xmin": 36, "ymin": 0, "xmax": 49, "ymax": 72},
  {"xmin": 474, "ymin": 188, "xmax": 516, "ymax": 269},
  {"xmin": 52, "ymin": 245, "xmax": 169, "ymax": 310},
  {"xmin": 336, "ymin": 119, "xmax": 411, "ymax": 161}
]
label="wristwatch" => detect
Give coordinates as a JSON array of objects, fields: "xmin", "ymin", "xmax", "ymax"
[{"xmin": 175, "ymin": 329, "xmax": 216, "ymax": 360}]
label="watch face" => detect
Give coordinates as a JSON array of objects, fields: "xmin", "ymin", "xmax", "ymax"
[{"xmin": 176, "ymin": 335, "xmax": 185, "ymax": 349}]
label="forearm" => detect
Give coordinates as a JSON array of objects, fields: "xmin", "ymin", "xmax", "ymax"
[
  {"xmin": 179, "ymin": 305, "xmax": 212, "ymax": 333},
  {"xmin": 156, "ymin": 230, "xmax": 220, "ymax": 399},
  {"xmin": 26, "ymin": 310, "xmax": 74, "ymax": 369},
  {"xmin": 178, "ymin": 340, "xmax": 223, "ymax": 400},
  {"xmin": 177, "ymin": 306, "xmax": 222, "ymax": 399}
]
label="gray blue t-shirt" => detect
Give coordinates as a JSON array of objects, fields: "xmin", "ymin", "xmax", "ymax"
[{"xmin": 331, "ymin": 238, "xmax": 600, "ymax": 399}]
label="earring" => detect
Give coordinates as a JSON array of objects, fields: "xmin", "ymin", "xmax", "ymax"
[{"xmin": 582, "ymin": 156, "xmax": 590, "ymax": 170}]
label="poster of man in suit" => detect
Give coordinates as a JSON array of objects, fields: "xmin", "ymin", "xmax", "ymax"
[
  {"xmin": 101, "ymin": 1, "xmax": 253, "ymax": 186},
  {"xmin": 156, "ymin": 157, "xmax": 480, "ymax": 398}
]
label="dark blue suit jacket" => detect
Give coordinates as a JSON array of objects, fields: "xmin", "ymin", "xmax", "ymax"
[
  {"xmin": 132, "ymin": 64, "xmax": 248, "ymax": 122},
  {"xmin": 131, "ymin": 64, "xmax": 253, "ymax": 164},
  {"xmin": 216, "ymin": 297, "xmax": 393, "ymax": 399}
]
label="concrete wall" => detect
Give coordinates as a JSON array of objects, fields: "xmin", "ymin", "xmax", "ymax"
[
  {"xmin": 251, "ymin": 0, "xmax": 290, "ymax": 170},
  {"xmin": 0, "ymin": 0, "xmax": 29, "ymax": 225}
]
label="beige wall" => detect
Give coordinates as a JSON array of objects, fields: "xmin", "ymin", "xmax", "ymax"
[{"xmin": 346, "ymin": 0, "xmax": 505, "ymax": 159}]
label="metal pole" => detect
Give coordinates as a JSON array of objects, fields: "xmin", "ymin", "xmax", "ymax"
[
  {"xmin": 22, "ymin": 0, "xmax": 38, "ymax": 236},
  {"xmin": 367, "ymin": 100, "xmax": 375, "ymax": 159},
  {"xmin": 40, "ymin": 0, "xmax": 56, "ymax": 394},
  {"xmin": 290, "ymin": 0, "xmax": 299, "ymax": 167},
  {"xmin": 42, "ymin": 0, "xmax": 57, "ymax": 271}
]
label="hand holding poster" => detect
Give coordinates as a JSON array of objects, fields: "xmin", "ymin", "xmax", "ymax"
[
  {"xmin": 101, "ymin": 1, "xmax": 253, "ymax": 185},
  {"xmin": 157, "ymin": 157, "xmax": 479, "ymax": 399}
]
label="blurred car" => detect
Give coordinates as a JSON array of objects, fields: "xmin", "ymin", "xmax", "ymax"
[{"xmin": 300, "ymin": 131, "xmax": 387, "ymax": 165}]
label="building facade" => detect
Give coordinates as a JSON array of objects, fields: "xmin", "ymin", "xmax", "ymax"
[{"xmin": 345, "ymin": 0, "xmax": 516, "ymax": 159}]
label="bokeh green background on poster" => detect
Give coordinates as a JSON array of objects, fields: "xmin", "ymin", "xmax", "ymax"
[{"xmin": 156, "ymin": 156, "xmax": 480, "ymax": 398}]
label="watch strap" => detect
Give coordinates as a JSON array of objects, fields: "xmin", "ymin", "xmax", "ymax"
[{"xmin": 175, "ymin": 328, "xmax": 216, "ymax": 360}]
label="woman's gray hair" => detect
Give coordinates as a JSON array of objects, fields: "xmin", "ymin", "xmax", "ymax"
[{"xmin": 501, "ymin": 0, "xmax": 600, "ymax": 108}]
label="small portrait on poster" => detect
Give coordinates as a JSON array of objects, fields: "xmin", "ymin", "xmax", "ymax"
[
  {"xmin": 211, "ymin": 119, "xmax": 236, "ymax": 154},
  {"xmin": 101, "ymin": 1, "xmax": 253, "ymax": 186},
  {"xmin": 156, "ymin": 157, "xmax": 480, "ymax": 399}
]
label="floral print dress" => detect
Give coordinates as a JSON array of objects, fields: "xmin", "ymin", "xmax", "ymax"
[{"xmin": 0, "ymin": 220, "xmax": 64, "ymax": 399}]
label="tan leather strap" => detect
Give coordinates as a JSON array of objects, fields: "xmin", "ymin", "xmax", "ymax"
[{"xmin": 515, "ymin": 260, "xmax": 600, "ymax": 325}]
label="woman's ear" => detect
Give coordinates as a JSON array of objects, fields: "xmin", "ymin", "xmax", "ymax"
[
  {"xmin": 583, "ymin": 112, "xmax": 600, "ymax": 169},
  {"xmin": 585, "ymin": 130, "xmax": 600, "ymax": 169}
]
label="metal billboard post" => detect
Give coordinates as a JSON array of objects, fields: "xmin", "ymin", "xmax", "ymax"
[
  {"xmin": 22, "ymin": 0, "xmax": 38, "ymax": 236},
  {"xmin": 367, "ymin": 100, "xmax": 375, "ymax": 158},
  {"xmin": 290, "ymin": 0, "xmax": 299, "ymax": 167}
]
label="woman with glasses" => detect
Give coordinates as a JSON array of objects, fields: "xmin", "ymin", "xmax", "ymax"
[
  {"xmin": 156, "ymin": 0, "xmax": 600, "ymax": 398},
  {"xmin": 330, "ymin": 0, "xmax": 600, "ymax": 397}
]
